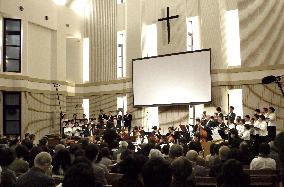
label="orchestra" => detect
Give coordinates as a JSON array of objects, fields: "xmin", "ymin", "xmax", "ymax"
[{"xmin": 60, "ymin": 105, "xmax": 275, "ymax": 147}]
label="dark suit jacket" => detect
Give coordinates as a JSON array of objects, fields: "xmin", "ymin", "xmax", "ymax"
[
  {"xmin": 123, "ymin": 114, "xmax": 132, "ymax": 127},
  {"xmin": 15, "ymin": 167, "xmax": 55, "ymax": 187},
  {"xmin": 228, "ymin": 112, "xmax": 236, "ymax": 121}
]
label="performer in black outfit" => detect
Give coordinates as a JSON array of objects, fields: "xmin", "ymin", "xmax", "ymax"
[
  {"xmin": 98, "ymin": 109, "xmax": 107, "ymax": 128},
  {"xmin": 227, "ymin": 106, "xmax": 236, "ymax": 122},
  {"xmin": 123, "ymin": 110, "xmax": 132, "ymax": 131},
  {"xmin": 115, "ymin": 110, "xmax": 123, "ymax": 130}
]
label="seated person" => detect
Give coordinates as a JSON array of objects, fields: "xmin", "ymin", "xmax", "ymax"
[
  {"xmin": 15, "ymin": 152, "xmax": 55, "ymax": 187},
  {"xmin": 142, "ymin": 158, "xmax": 172, "ymax": 187},
  {"xmin": 250, "ymin": 143, "xmax": 276, "ymax": 170},
  {"xmin": 171, "ymin": 156, "xmax": 195, "ymax": 187}
]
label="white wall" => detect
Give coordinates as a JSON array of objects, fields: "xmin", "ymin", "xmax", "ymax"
[
  {"xmin": 66, "ymin": 38, "xmax": 83, "ymax": 83},
  {"xmin": 27, "ymin": 23, "xmax": 53, "ymax": 80},
  {"xmin": 0, "ymin": 0, "xmax": 84, "ymax": 82}
]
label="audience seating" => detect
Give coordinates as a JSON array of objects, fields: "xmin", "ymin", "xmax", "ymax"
[
  {"xmin": 52, "ymin": 175, "xmax": 64, "ymax": 185},
  {"xmin": 195, "ymin": 170, "xmax": 278, "ymax": 187},
  {"xmin": 106, "ymin": 173, "xmax": 123, "ymax": 185},
  {"xmin": 195, "ymin": 177, "xmax": 216, "ymax": 187}
]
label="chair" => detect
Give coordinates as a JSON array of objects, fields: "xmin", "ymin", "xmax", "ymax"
[
  {"xmin": 195, "ymin": 176, "xmax": 216, "ymax": 187},
  {"xmin": 106, "ymin": 173, "xmax": 123, "ymax": 185},
  {"xmin": 250, "ymin": 176, "xmax": 274, "ymax": 187}
]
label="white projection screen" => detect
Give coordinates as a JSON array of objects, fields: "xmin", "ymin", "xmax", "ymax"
[{"xmin": 132, "ymin": 49, "xmax": 211, "ymax": 106}]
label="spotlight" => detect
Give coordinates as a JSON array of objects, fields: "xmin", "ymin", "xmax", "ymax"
[
  {"xmin": 262, "ymin": 75, "xmax": 284, "ymax": 96},
  {"xmin": 262, "ymin": 75, "xmax": 278, "ymax": 84},
  {"xmin": 19, "ymin": 6, "xmax": 24, "ymax": 11}
]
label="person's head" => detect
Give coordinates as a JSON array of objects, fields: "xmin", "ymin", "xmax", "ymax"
[
  {"xmin": 244, "ymin": 124, "xmax": 250, "ymax": 130},
  {"xmin": 263, "ymin": 107, "xmax": 268, "ymax": 113},
  {"xmin": 142, "ymin": 158, "xmax": 172, "ymax": 187},
  {"xmin": 127, "ymin": 142, "xmax": 136, "ymax": 152},
  {"xmin": 99, "ymin": 109, "xmax": 104, "ymax": 114},
  {"xmin": 186, "ymin": 150, "xmax": 198, "ymax": 162},
  {"xmin": 221, "ymin": 159, "xmax": 247, "ymax": 185},
  {"xmin": 196, "ymin": 118, "xmax": 201, "ymax": 124},
  {"xmin": 188, "ymin": 141, "xmax": 200, "ymax": 153},
  {"xmin": 259, "ymin": 114, "xmax": 266, "ymax": 121},
  {"xmin": 39, "ymin": 137, "xmax": 48, "ymax": 146},
  {"xmin": 254, "ymin": 114, "xmax": 259, "ymax": 120},
  {"xmin": 149, "ymin": 149, "xmax": 163, "ymax": 159},
  {"xmin": 120, "ymin": 149, "xmax": 133, "ymax": 161},
  {"xmin": 239, "ymin": 141, "xmax": 249, "ymax": 152},
  {"xmin": 85, "ymin": 144, "xmax": 99, "ymax": 162},
  {"xmin": 0, "ymin": 148, "xmax": 15, "ymax": 167},
  {"xmin": 119, "ymin": 141, "xmax": 128, "ymax": 149},
  {"xmin": 168, "ymin": 127, "xmax": 174, "ymax": 133},
  {"xmin": 216, "ymin": 107, "xmax": 222, "ymax": 112},
  {"xmin": 171, "ymin": 156, "xmax": 192, "ymax": 182},
  {"xmin": 120, "ymin": 153, "xmax": 148, "ymax": 178},
  {"xmin": 217, "ymin": 116, "xmax": 223, "ymax": 123},
  {"xmin": 169, "ymin": 144, "xmax": 183, "ymax": 159},
  {"xmin": 161, "ymin": 144, "xmax": 170, "ymax": 155},
  {"xmin": 255, "ymin": 108, "xmax": 261, "ymax": 114},
  {"xmin": 244, "ymin": 115, "xmax": 250, "ymax": 122},
  {"xmin": 34, "ymin": 152, "xmax": 52, "ymax": 173},
  {"xmin": 259, "ymin": 143, "xmax": 270, "ymax": 157},
  {"xmin": 53, "ymin": 149, "xmax": 71, "ymax": 174},
  {"xmin": 25, "ymin": 133, "xmax": 30, "ymax": 139},
  {"xmin": 229, "ymin": 106, "xmax": 234, "ymax": 112},
  {"xmin": 140, "ymin": 143, "xmax": 155, "ymax": 157},
  {"xmin": 55, "ymin": 144, "xmax": 65, "ymax": 154},
  {"xmin": 29, "ymin": 134, "xmax": 35, "ymax": 142},
  {"xmin": 269, "ymin": 107, "xmax": 275, "ymax": 113},
  {"xmin": 62, "ymin": 163, "xmax": 99, "ymax": 187},
  {"xmin": 15, "ymin": 144, "xmax": 29, "ymax": 159},
  {"xmin": 230, "ymin": 129, "xmax": 239, "ymax": 139},
  {"xmin": 219, "ymin": 146, "xmax": 231, "ymax": 161},
  {"xmin": 100, "ymin": 147, "xmax": 110, "ymax": 158}
]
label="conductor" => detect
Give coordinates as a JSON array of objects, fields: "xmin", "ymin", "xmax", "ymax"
[{"xmin": 123, "ymin": 110, "xmax": 132, "ymax": 131}]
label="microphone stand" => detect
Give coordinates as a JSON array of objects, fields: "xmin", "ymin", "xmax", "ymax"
[
  {"xmin": 275, "ymin": 78, "xmax": 284, "ymax": 96},
  {"xmin": 53, "ymin": 83, "xmax": 63, "ymax": 137}
]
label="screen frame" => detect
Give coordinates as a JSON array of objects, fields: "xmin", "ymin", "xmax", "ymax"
[{"xmin": 132, "ymin": 48, "xmax": 212, "ymax": 107}]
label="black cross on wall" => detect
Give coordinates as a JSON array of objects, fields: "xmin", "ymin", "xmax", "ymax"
[{"xmin": 158, "ymin": 7, "xmax": 179, "ymax": 44}]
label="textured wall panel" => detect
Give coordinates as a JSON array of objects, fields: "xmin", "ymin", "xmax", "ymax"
[
  {"xmin": 238, "ymin": 0, "xmax": 284, "ymax": 67},
  {"xmin": 86, "ymin": 0, "xmax": 117, "ymax": 82},
  {"xmin": 23, "ymin": 92, "xmax": 66, "ymax": 141},
  {"xmin": 243, "ymin": 84, "xmax": 284, "ymax": 130}
]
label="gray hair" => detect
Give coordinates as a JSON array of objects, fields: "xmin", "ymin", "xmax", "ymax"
[
  {"xmin": 186, "ymin": 150, "xmax": 198, "ymax": 162},
  {"xmin": 149, "ymin": 149, "xmax": 163, "ymax": 159},
  {"xmin": 34, "ymin": 152, "xmax": 52, "ymax": 167},
  {"xmin": 120, "ymin": 141, "xmax": 128, "ymax": 148},
  {"xmin": 169, "ymin": 144, "xmax": 183, "ymax": 159}
]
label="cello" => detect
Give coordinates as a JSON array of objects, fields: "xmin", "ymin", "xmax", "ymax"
[{"xmin": 196, "ymin": 124, "xmax": 208, "ymax": 142}]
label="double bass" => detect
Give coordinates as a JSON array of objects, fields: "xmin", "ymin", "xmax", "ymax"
[{"xmin": 196, "ymin": 124, "xmax": 208, "ymax": 142}]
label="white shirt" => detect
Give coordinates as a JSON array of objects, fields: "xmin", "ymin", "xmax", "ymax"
[
  {"xmin": 259, "ymin": 121, "xmax": 268, "ymax": 137},
  {"xmin": 245, "ymin": 121, "xmax": 251, "ymax": 125},
  {"xmin": 267, "ymin": 113, "xmax": 276, "ymax": 127},
  {"xmin": 229, "ymin": 123, "xmax": 236, "ymax": 130},
  {"xmin": 250, "ymin": 156, "xmax": 276, "ymax": 170},
  {"xmin": 236, "ymin": 124, "xmax": 244, "ymax": 136},
  {"xmin": 241, "ymin": 129, "xmax": 250, "ymax": 140},
  {"xmin": 253, "ymin": 120, "xmax": 260, "ymax": 135}
]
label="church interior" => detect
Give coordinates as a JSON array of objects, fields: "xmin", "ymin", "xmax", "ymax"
[{"xmin": 0, "ymin": 0, "xmax": 284, "ymax": 187}]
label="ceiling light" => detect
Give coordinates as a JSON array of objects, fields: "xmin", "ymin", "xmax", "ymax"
[{"xmin": 52, "ymin": 0, "xmax": 67, "ymax": 6}]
